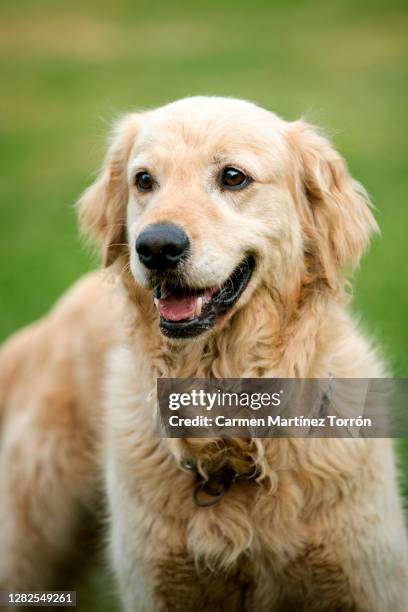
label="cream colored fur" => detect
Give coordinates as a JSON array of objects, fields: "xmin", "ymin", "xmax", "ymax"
[{"xmin": 1, "ymin": 96, "xmax": 407, "ymax": 611}]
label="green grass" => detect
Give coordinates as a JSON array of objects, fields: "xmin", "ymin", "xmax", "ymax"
[{"xmin": 0, "ymin": 0, "xmax": 407, "ymax": 608}]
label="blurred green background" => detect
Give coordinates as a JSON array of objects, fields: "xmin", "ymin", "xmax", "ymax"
[{"xmin": 0, "ymin": 0, "xmax": 407, "ymax": 609}]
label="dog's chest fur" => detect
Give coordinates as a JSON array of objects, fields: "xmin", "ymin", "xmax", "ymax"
[{"xmin": 104, "ymin": 288, "xmax": 378, "ymax": 610}]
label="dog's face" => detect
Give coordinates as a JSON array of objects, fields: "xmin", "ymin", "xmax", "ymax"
[
  {"xmin": 79, "ymin": 97, "xmax": 377, "ymax": 340},
  {"xmin": 126, "ymin": 98, "xmax": 297, "ymax": 339}
]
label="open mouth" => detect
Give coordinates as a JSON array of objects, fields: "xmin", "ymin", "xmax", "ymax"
[{"xmin": 153, "ymin": 256, "xmax": 255, "ymax": 339}]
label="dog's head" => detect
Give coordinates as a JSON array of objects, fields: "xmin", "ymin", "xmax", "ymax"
[{"xmin": 79, "ymin": 97, "xmax": 377, "ymax": 340}]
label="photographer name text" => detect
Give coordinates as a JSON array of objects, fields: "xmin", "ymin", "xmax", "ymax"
[{"xmin": 166, "ymin": 414, "xmax": 372, "ymax": 428}]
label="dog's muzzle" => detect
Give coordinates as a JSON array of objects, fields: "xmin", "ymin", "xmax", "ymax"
[{"xmin": 153, "ymin": 255, "xmax": 256, "ymax": 339}]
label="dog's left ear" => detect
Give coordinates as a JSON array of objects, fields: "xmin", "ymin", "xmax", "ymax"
[
  {"xmin": 287, "ymin": 121, "xmax": 378, "ymax": 288},
  {"xmin": 77, "ymin": 114, "xmax": 140, "ymax": 266}
]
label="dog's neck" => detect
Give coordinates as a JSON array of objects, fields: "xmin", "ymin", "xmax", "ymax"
[{"xmin": 119, "ymin": 269, "xmax": 342, "ymax": 477}]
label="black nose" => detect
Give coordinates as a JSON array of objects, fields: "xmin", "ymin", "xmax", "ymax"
[{"xmin": 136, "ymin": 223, "xmax": 190, "ymax": 271}]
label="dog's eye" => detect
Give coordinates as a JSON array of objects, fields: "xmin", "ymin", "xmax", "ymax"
[
  {"xmin": 135, "ymin": 172, "xmax": 154, "ymax": 192},
  {"xmin": 221, "ymin": 167, "xmax": 250, "ymax": 190}
]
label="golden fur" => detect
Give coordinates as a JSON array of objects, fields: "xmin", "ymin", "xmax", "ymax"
[
  {"xmin": 0, "ymin": 272, "xmax": 124, "ymax": 591},
  {"xmin": 1, "ymin": 97, "xmax": 407, "ymax": 611}
]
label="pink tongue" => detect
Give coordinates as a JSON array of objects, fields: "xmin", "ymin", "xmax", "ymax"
[{"xmin": 159, "ymin": 295, "xmax": 198, "ymax": 321}]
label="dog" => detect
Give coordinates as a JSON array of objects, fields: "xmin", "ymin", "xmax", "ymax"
[{"xmin": 1, "ymin": 96, "xmax": 407, "ymax": 611}]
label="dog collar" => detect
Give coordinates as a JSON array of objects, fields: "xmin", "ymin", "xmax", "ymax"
[{"xmin": 179, "ymin": 377, "xmax": 334, "ymax": 507}]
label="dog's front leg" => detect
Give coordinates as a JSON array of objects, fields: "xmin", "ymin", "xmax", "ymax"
[{"xmin": 280, "ymin": 442, "xmax": 408, "ymax": 612}]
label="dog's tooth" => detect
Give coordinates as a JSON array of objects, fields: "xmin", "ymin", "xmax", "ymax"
[
  {"xmin": 196, "ymin": 297, "xmax": 203, "ymax": 316},
  {"xmin": 154, "ymin": 298, "xmax": 159, "ymax": 310}
]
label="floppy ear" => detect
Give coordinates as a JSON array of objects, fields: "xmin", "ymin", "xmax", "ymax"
[
  {"xmin": 287, "ymin": 121, "xmax": 378, "ymax": 290},
  {"xmin": 77, "ymin": 114, "xmax": 140, "ymax": 266}
]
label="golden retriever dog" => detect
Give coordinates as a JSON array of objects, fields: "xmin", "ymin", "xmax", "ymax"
[{"xmin": 1, "ymin": 96, "xmax": 407, "ymax": 611}]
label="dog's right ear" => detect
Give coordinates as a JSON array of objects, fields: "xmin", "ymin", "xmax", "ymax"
[{"xmin": 77, "ymin": 114, "xmax": 140, "ymax": 266}]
